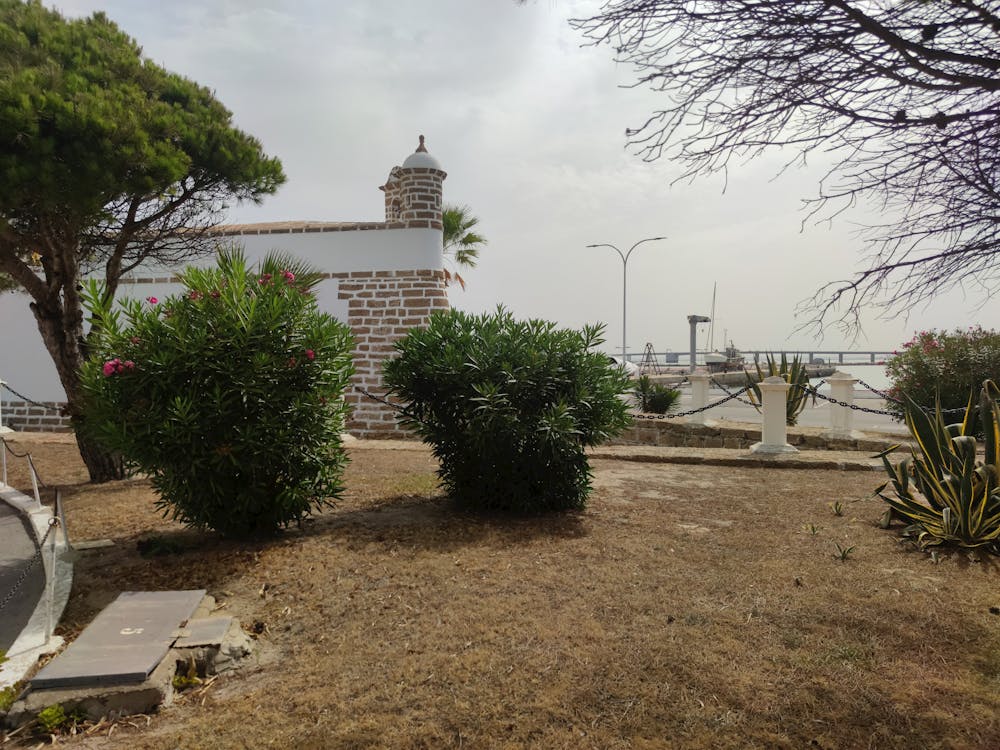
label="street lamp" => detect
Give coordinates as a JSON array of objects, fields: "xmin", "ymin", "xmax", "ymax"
[{"xmin": 586, "ymin": 236, "xmax": 667, "ymax": 362}]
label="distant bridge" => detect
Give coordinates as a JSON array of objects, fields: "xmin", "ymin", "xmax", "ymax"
[{"xmin": 626, "ymin": 350, "xmax": 894, "ymax": 366}]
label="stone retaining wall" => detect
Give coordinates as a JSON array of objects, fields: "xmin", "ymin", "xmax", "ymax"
[{"xmin": 613, "ymin": 416, "xmax": 899, "ymax": 453}]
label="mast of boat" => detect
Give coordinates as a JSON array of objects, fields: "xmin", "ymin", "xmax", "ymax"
[{"xmin": 707, "ymin": 282, "xmax": 717, "ymax": 352}]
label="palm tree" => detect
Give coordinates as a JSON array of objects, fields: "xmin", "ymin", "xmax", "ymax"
[{"xmin": 442, "ymin": 204, "xmax": 487, "ymax": 290}]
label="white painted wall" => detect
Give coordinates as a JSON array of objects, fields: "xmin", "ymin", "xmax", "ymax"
[{"xmin": 0, "ymin": 225, "xmax": 444, "ymax": 402}]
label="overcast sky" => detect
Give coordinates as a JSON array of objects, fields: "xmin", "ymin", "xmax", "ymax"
[{"xmin": 52, "ymin": 0, "xmax": 994, "ymax": 355}]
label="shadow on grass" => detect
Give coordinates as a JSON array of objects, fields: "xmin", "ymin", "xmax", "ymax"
[{"xmin": 300, "ymin": 492, "xmax": 591, "ymax": 553}]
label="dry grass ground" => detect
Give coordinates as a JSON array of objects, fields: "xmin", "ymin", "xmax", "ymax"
[{"xmin": 2, "ymin": 433, "xmax": 1000, "ymax": 749}]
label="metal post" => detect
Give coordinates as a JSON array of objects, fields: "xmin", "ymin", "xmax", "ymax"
[
  {"xmin": 29, "ymin": 457, "xmax": 41, "ymax": 508},
  {"xmin": 0, "ymin": 378, "xmax": 10, "ymax": 434},
  {"xmin": 750, "ymin": 376, "xmax": 798, "ymax": 454},
  {"xmin": 46, "ymin": 520, "xmax": 57, "ymax": 642},
  {"xmin": 587, "ymin": 237, "xmax": 667, "ymax": 361},
  {"xmin": 687, "ymin": 315, "xmax": 710, "ymax": 373}
]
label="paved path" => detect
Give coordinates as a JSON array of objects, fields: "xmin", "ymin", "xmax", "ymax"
[{"xmin": 0, "ymin": 495, "xmax": 45, "ymax": 653}]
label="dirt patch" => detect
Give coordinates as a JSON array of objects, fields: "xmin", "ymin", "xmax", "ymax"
[{"xmin": 2, "ymin": 434, "xmax": 1000, "ymax": 749}]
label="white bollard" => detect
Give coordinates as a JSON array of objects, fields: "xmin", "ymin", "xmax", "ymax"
[
  {"xmin": 826, "ymin": 370, "xmax": 859, "ymax": 438},
  {"xmin": 750, "ymin": 375, "xmax": 798, "ymax": 454},
  {"xmin": 688, "ymin": 370, "xmax": 711, "ymax": 425}
]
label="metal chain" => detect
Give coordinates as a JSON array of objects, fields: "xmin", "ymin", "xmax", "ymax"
[
  {"xmin": 2, "ymin": 437, "xmax": 31, "ymax": 459},
  {"xmin": 792, "ymin": 383, "xmax": 899, "ymax": 416},
  {"xmin": 1, "ymin": 383, "xmax": 62, "ymax": 412},
  {"xmin": 633, "ymin": 385, "xmax": 754, "ymax": 420},
  {"xmin": 843, "ymin": 379, "xmax": 968, "ymax": 416},
  {"xmin": 855, "ymin": 378, "xmax": 903, "ymax": 404},
  {"xmin": 709, "ymin": 377, "xmax": 758, "ymax": 406},
  {"xmin": 2, "ymin": 438, "xmax": 49, "ymax": 488},
  {"xmin": 0, "ymin": 518, "xmax": 59, "ymax": 613}
]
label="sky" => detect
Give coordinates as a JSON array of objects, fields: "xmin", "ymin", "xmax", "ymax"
[{"xmin": 51, "ymin": 0, "xmax": 996, "ymax": 356}]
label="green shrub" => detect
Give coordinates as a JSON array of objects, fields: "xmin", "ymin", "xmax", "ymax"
[
  {"xmin": 383, "ymin": 307, "xmax": 632, "ymax": 513},
  {"xmin": 745, "ymin": 353, "xmax": 813, "ymax": 426},
  {"xmin": 634, "ymin": 375, "xmax": 681, "ymax": 414},
  {"xmin": 81, "ymin": 250, "xmax": 354, "ymax": 537},
  {"xmin": 35, "ymin": 703, "xmax": 84, "ymax": 734},
  {"xmin": 885, "ymin": 327, "xmax": 1000, "ymax": 422},
  {"xmin": 0, "ymin": 684, "xmax": 17, "ymax": 714},
  {"xmin": 875, "ymin": 380, "xmax": 1000, "ymax": 553}
]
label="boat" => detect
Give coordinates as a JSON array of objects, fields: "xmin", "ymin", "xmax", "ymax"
[
  {"xmin": 705, "ymin": 341, "xmax": 745, "ymax": 372},
  {"xmin": 703, "ymin": 284, "xmax": 745, "ymax": 372}
]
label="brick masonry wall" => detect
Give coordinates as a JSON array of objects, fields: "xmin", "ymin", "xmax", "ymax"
[
  {"xmin": 2, "ymin": 401, "xmax": 73, "ymax": 432},
  {"xmin": 335, "ymin": 268, "xmax": 449, "ymax": 438}
]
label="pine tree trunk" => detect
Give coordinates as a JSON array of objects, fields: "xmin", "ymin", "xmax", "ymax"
[
  {"xmin": 30, "ymin": 288, "xmax": 126, "ymax": 483},
  {"xmin": 74, "ymin": 429, "xmax": 125, "ymax": 482}
]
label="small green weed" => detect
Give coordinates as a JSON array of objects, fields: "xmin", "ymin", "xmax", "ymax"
[
  {"xmin": 172, "ymin": 656, "xmax": 202, "ymax": 691},
  {"xmin": 834, "ymin": 543, "xmax": 856, "ymax": 562},
  {"xmin": 804, "ymin": 523, "xmax": 820, "ymax": 536},
  {"xmin": 830, "ymin": 501, "xmax": 844, "ymax": 517},
  {"xmin": 0, "ymin": 684, "xmax": 19, "ymax": 713},
  {"xmin": 35, "ymin": 703, "xmax": 84, "ymax": 734}
]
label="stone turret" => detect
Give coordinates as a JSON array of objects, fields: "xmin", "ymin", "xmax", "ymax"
[
  {"xmin": 380, "ymin": 135, "xmax": 447, "ymax": 229},
  {"xmin": 343, "ymin": 136, "xmax": 450, "ymax": 438}
]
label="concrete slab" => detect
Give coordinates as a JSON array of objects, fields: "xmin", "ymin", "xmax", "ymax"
[
  {"xmin": 30, "ymin": 590, "xmax": 206, "ymax": 689},
  {"xmin": 174, "ymin": 617, "xmax": 235, "ymax": 648}
]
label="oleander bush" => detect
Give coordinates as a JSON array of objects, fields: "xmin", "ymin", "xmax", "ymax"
[
  {"xmin": 80, "ymin": 249, "xmax": 354, "ymax": 537},
  {"xmin": 383, "ymin": 307, "xmax": 632, "ymax": 513},
  {"xmin": 876, "ymin": 380, "xmax": 1000, "ymax": 553},
  {"xmin": 885, "ymin": 327, "xmax": 1000, "ymax": 423}
]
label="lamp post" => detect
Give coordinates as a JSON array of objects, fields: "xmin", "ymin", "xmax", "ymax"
[{"xmin": 586, "ymin": 236, "xmax": 667, "ymax": 362}]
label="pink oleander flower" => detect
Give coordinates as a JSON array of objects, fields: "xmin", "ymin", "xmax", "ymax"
[
  {"xmin": 146, "ymin": 296, "xmax": 158, "ymax": 305},
  {"xmin": 189, "ymin": 290, "xmax": 203, "ymax": 301},
  {"xmin": 305, "ymin": 349, "xmax": 315, "ymax": 360},
  {"xmin": 102, "ymin": 358, "xmax": 121, "ymax": 377},
  {"xmin": 210, "ymin": 290, "xmax": 221, "ymax": 299},
  {"xmin": 283, "ymin": 270, "xmax": 295, "ymax": 283},
  {"xmin": 122, "ymin": 360, "xmax": 135, "ymax": 371},
  {"xmin": 258, "ymin": 273, "xmax": 272, "ymax": 286}
]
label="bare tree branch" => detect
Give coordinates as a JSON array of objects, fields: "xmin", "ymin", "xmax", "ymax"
[{"xmin": 573, "ymin": 1, "xmax": 1000, "ymax": 336}]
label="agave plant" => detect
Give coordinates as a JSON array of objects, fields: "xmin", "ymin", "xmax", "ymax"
[
  {"xmin": 745, "ymin": 353, "xmax": 813, "ymax": 426},
  {"xmin": 874, "ymin": 380, "xmax": 1000, "ymax": 552},
  {"xmin": 634, "ymin": 375, "xmax": 681, "ymax": 414}
]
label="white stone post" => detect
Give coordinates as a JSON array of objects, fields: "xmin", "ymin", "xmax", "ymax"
[
  {"xmin": 688, "ymin": 370, "xmax": 711, "ymax": 425},
  {"xmin": 750, "ymin": 376, "xmax": 798, "ymax": 454},
  {"xmin": 825, "ymin": 370, "xmax": 858, "ymax": 439}
]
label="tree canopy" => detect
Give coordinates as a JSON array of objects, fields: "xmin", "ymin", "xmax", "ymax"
[
  {"xmin": 572, "ymin": 1, "xmax": 1000, "ymax": 332},
  {"xmin": 0, "ymin": 0, "xmax": 285, "ymax": 480}
]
